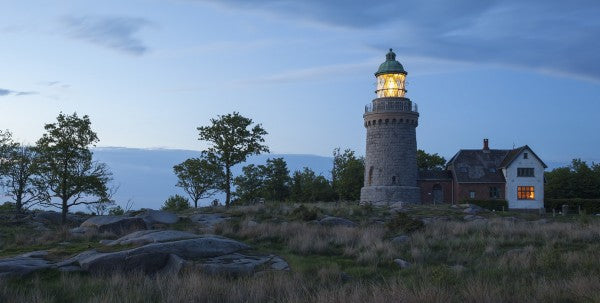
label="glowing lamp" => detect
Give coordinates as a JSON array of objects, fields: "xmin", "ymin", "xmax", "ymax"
[{"xmin": 375, "ymin": 49, "xmax": 407, "ymax": 98}]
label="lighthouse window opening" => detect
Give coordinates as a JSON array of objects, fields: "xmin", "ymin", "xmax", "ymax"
[
  {"xmin": 385, "ymin": 119, "xmax": 389, "ymax": 124},
  {"xmin": 392, "ymin": 176, "xmax": 396, "ymax": 184},
  {"xmin": 368, "ymin": 166, "xmax": 374, "ymax": 186},
  {"xmin": 376, "ymin": 74, "xmax": 406, "ymax": 98},
  {"xmin": 378, "ymin": 119, "xmax": 382, "ymax": 125}
]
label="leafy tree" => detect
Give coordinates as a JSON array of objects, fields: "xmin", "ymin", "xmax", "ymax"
[
  {"xmin": 545, "ymin": 159, "xmax": 600, "ymax": 199},
  {"xmin": 332, "ymin": 148, "xmax": 364, "ymax": 201},
  {"xmin": 262, "ymin": 158, "xmax": 291, "ymax": 201},
  {"xmin": 290, "ymin": 167, "xmax": 336, "ymax": 202},
  {"xmin": 0, "ymin": 130, "xmax": 17, "ymax": 177},
  {"xmin": 162, "ymin": 194, "xmax": 190, "ymax": 212},
  {"xmin": 197, "ymin": 112, "xmax": 269, "ymax": 207},
  {"xmin": 35, "ymin": 112, "xmax": 114, "ymax": 224},
  {"xmin": 173, "ymin": 156, "xmax": 223, "ymax": 208},
  {"xmin": 233, "ymin": 164, "xmax": 265, "ymax": 203},
  {"xmin": 1, "ymin": 145, "xmax": 44, "ymax": 213},
  {"xmin": 417, "ymin": 149, "xmax": 446, "ymax": 171}
]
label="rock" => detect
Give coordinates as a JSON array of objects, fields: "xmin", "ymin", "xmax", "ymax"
[
  {"xmin": 81, "ymin": 216, "xmax": 147, "ymax": 235},
  {"xmin": 318, "ymin": 216, "xmax": 357, "ymax": 227},
  {"xmin": 158, "ymin": 254, "xmax": 187, "ymax": 275},
  {"xmin": 75, "ymin": 236, "xmax": 251, "ymax": 274},
  {"xmin": 340, "ymin": 272, "xmax": 353, "ymax": 282},
  {"xmin": 190, "ymin": 213, "xmax": 230, "ymax": 228},
  {"xmin": 247, "ymin": 220, "xmax": 258, "ymax": 227},
  {"xmin": 393, "ymin": 258, "xmax": 411, "ymax": 269},
  {"xmin": 391, "ymin": 235, "xmax": 410, "ymax": 245},
  {"xmin": 463, "ymin": 215, "xmax": 486, "ymax": 222},
  {"xmin": 0, "ymin": 252, "xmax": 51, "ymax": 278},
  {"xmin": 33, "ymin": 210, "xmax": 84, "ymax": 225},
  {"xmin": 450, "ymin": 204, "xmax": 460, "ymax": 209},
  {"xmin": 136, "ymin": 209, "xmax": 179, "ymax": 225},
  {"xmin": 463, "ymin": 204, "xmax": 485, "ymax": 215},
  {"xmin": 99, "ymin": 240, "xmax": 113, "ymax": 245},
  {"xmin": 70, "ymin": 226, "xmax": 94, "ymax": 234},
  {"xmin": 104, "ymin": 230, "xmax": 200, "ymax": 246},
  {"xmin": 58, "ymin": 265, "xmax": 82, "ymax": 272},
  {"xmin": 199, "ymin": 253, "xmax": 289, "ymax": 276}
]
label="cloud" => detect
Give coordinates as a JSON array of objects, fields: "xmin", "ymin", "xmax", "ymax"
[
  {"xmin": 197, "ymin": 0, "xmax": 600, "ymax": 81},
  {"xmin": 0, "ymin": 88, "xmax": 38, "ymax": 97},
  {"xmin": 62, "ymin": 15, "xmax": 151, "ymax": 55}
]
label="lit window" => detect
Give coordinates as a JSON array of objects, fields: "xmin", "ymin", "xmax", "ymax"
[
  {"xmin": 376, "ymin": 74, "xmax": 406, "ymax": 98},
  {"xmin": 517, "ymin": 168, "xmax": 534, "ymax": 177},
  {"xmin": 517, "ymin": 186, "xmax": 535, "ymax": 200},
  {"xmin": 489, "ymin": 187, "xmax": 500, "ymax": 198},
  {"xmin": 524, "ymin": 152, "xmax": 528, "ymax": 159},
  {"xmin": 469, "ymin": 191, "xmax": 476, "ymax": 199}
]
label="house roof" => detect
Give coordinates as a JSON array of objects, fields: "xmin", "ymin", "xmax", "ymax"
[
  {"xmin": 447, "ymin": 149, "xmax": 510, "ymax": 183},
  {"xmin": 499, "ymin": 145, "xmax": 548, "ymax": 168},
  {"xmin": 446, "ymin": 145, "xmax": 547, "ymax": 183},
  {"xmin": 418, "ymin": 170, "xmax": 453, "ymax": 180}
]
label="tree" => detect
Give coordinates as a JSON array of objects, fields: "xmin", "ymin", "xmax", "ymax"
[
  {"xmin": 0, "ymin": 130, "xmax": 17, "ymax": 176},
  {"xmin": 35, "ymin": 113, "xmax": 114, "ymax": 224},
  {"xmin": 417, "ymin": 149, "xmax": 446, "ymax": 171},
  {"xmin": 162, "ymin": 194, "xmax": 190, "ymax": 212},
  {"xmin": 197, "ymin": 112, "xmax": 269, "ymax": 207},
  {"xmin": 2, "ymin": 145, "xmax": 44, "ymax": 213},
  {"xmin": 545, "ymin": 159, "xmax": 600, "ymax": 199},
  {"xmin": 290, "ymin": 167, "xmax": 336, "ymax": 202},
  {"xmin": 331, "ymin": 148, "xmax": 364, "ymax": 201},
  {"xmin": 262, "ymin": 158, "xmax": 291, "ymax": 201},
  {"xmin": 173, "ymin": 156, "xmax": 223, "ymax": 208},
  {"xmin": 233, "ymin": 164, "xmax": 265, "ymax": 203}
]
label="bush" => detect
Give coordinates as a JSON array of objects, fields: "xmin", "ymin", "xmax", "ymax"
[
  {"xmin": 290, "ymin": 205, "xmax": 320, "ymax": 221},
  {"xmin": 386, "ymin": 212, "xmax": 424, "ymax": 233},
  {"xmin": 108, "ymin": 206, "xmax": 125, "ymax": 216},
  {"xmin": 0, "ymin": 202, "xmax": 16, "ymax": 212},
  {"xmin": 545, "ymin": 199, "xmax": 600, "ymax": 214},
  {"xmin": 461, "ymin": 199, "xmax": 508, "ymax": 211},
  {"xmin": 161, "ymin": 195, "xmax": 191, "ymax": 212}
]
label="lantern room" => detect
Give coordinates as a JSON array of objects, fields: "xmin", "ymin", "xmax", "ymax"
[{"xmin": 375, "ymin": 49, "xmax": 407, "ymax": 98}]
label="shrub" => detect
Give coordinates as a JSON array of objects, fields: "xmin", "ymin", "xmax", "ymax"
[
  {"xmin": 291, "ymin": 205, "xmax": 320, "ymax": 221},
  {"xmin": 461, "ymin": 199, "xmax": 508, "ymax": 211},
  {"xmin": 386, "ymin": 212, "xmax": 424, "ymax": 233},
  {"xmin": 108, "ymin": 206, "xmax": 125, "ymax": 216},
  {"xmin": 545, "ymin": 199, "xmax": 600, "ymax": 214},
  {"xmin": 0, "ymin": 202, "xmax": 16, "ymax": 212},
  {"xmin": 161, "ymin": 195, "xmax": 191, "ymax": 212}
]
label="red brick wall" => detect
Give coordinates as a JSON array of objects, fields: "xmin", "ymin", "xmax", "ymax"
[
  {"xmin": 418, "ymin": 180, "xmax": 453, "ymax": 204},
  {"xmin": 455, "ymin": 183, "xmax": 505, "ymax": 202}
]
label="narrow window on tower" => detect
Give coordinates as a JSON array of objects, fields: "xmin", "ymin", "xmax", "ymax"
[
  {"xmin": 392, "ymin": 176, "xmax": 396, "ymax": 184},
  {"xmin": 368, "ymin": 167, "xmax": 374, "ymax": 186}
]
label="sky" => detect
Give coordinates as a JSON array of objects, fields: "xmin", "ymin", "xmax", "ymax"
[{"xmin": 1, "ymin": 0, "xmax": 600, "ymax": 164}]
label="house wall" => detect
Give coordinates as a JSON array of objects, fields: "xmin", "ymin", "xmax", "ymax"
[
  {"xmin": 418, "ymin": 180, "xmax": 453, "ymax": 204},
  {"xmin": 455, "ymin": 183, "xmax": 505, "ymax": 202},
  {"xmin": 504, "ymin": 149, "xmax": 545, "ymax": 209}
]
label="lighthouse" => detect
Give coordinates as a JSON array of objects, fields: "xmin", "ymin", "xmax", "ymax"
[{"xmin": 360, "ymin": 49, "xmax": 421, "ymax": 205}]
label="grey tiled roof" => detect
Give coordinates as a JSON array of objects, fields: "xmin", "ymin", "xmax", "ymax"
[{"xmin": 447, "ymin": 149, "xmax": 510, "ymax": 183}]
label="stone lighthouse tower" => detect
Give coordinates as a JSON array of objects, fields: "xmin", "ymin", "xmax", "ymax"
[{"xmin": 360, "ymin": 49, "xmax": 420, "ymax": 205}]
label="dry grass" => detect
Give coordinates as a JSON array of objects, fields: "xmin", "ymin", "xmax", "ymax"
[{"xmin": 2, "ymin": 203, "xmax": 600, "ymax": 302}]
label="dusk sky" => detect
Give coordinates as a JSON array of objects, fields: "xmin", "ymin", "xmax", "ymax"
[{"xmin": 2, "ymin": 0, "xmax": 600, "ymax": 164}]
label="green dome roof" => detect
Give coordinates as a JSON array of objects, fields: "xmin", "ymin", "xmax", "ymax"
[{"xmin": 375, "ymin": 49, "xmax": 407, "ymax": 76}]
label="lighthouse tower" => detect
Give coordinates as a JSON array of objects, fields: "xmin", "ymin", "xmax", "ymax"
[{"xmin": 360, "ymin": 49, "xmax": 421, "ymax": 205}]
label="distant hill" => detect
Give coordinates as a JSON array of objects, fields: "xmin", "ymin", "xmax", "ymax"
[{"xmin": 92, "ymin": 147, "xmax": 333, "ymax": 210}]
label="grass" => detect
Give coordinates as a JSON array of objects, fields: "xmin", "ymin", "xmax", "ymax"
[{"xmin": 1, "ymin": 202, "xmax": 600, "ymax": 302}]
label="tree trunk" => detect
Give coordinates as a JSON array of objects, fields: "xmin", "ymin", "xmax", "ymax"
[
  {"xmin": 61, "ymin": 198, "xmax": 68, "ymax": 225},
  {"xmin": 15, "ymin": 195, "xmax": 23, "ymax": 214},
  {"xmin": 225, "ymin": 165, "xmax": 231, "ymax": 207},
  {"xmin": 194, "ymin": 199, "xmax": 198, "ymax": 208}
]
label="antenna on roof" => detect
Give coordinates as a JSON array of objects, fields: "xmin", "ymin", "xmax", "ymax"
[{"xmin": 512, "ymin": 142, "xmax": 515, "ymax": 149}]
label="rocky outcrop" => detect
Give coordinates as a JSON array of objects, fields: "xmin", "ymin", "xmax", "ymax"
[
  {"xmin": 52, "ymin": 232, "xmax": 290, "ymax": 276},
  {"xmin": 136, "ymin": 210, "xmax": 179, "ymax": 226},
  {"xmin": 80, "ymin": 216, "xmax": 147, "ymax": 235},
  {"xmin": 103, "ymin": 230, "xmax": 199, "ymax": 246},
  {"xmin": 318, "ymin": 216, "xmax": 357, "ymax": 227},
  {"xmin": 190, "ymin": 213, "xmax": 230, "ymax": 228},
  {"xmin": 0, "ymin": 251, "xmax": 51, "ymax": 278},
  {"xmin": 33, "ymin": 211, "xmax": 86, "ymax": 225}
]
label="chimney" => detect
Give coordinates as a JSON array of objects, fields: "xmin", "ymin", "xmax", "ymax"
[{"xmin": 483, "ymin": 138, "xmax": 489, "ymax": 150}]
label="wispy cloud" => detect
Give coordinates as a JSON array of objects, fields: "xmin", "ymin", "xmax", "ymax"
[
  {"xmin": 0, "ymin": 88, "xmax": 38, "ymax": 97},
  {"xmin": 62, "ymin": 15, "xmax": 152, "ymax": 55},
  {"xmin": 197, "ymin": 0, "xmax": 600, "ymax": 81}
]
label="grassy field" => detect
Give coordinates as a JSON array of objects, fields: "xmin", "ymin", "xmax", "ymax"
[{"xmin": 1, "ymin": 202, "xmax": 600, "ymax": 302}]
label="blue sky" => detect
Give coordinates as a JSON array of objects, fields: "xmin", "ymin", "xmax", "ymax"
[{"xmin": 1, "ymin": 0, "xmax": 599, "ymax": 164}]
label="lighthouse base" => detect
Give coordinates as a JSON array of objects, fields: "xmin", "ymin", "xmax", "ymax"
[{"xmin": 360, "ymin": 186, "xmax": 421, "ymax": 206}]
